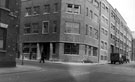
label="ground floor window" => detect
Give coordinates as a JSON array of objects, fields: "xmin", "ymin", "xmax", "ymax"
[
  {"xmin": 64, "ymin": 43, "xmax": 79, "ymax": 55},
  {"xmin": 93, "ymin": 47, "xmax": 98, "ymax": 56},
  {"xmin": 0, "ymin": 28, "xmax": 6, "ymax": 50},
  {"xmin": 22, "ymin": 43, "xmax": 37, "ymax": 59}
]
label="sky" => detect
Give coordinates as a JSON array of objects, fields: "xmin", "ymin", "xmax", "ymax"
[{"xmin": 107, "ymin": 0, "xmax": 135, "ymax": 31}]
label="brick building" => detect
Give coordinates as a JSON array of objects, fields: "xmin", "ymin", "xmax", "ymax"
[
  {"xmin": 20, "ymin": 0, "xmax": 132, "ymax": 63},
  {"xmin": 0, "ymin": 0, "xmax": 20, "ymax": 67}
]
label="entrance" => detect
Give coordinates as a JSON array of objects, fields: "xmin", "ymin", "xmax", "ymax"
[
  {"xmin": 42, "ymin": 43, "xmax": 50, "ymax": 60},
  {"xmin": 110, "ymin": 45, "xmax": 114, "ymax": 53}
]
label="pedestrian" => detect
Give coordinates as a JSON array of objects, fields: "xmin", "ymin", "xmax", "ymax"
[{"xmin": 39, "ymin": 52, "xmax": 45, "ymax": 63}]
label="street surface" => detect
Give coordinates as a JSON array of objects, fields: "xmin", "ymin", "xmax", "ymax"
[{"xmin": 0, "ymin": 59, "xmax": 135, "ymax": 82}]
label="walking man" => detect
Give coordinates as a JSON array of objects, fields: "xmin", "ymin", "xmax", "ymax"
[{"xmin": 39, "ymin": 52, "xmax": 45, "ymax": 63}]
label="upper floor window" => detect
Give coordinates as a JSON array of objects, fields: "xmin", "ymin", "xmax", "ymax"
[
  {"xmin": 66, "ymin": 4, "xmax": 81, "ymax": 14},
  {"xmin": 74, "ymin": 5, "xmax": 81, "ymax": 14},
  {"xmin": 102, "ymin": 15, "xmax": 108, "ymax": 25},
  {"xmin": 86, "ymin": 7, "xmax": 88, "ymax": 16},
  {"xmin": 94, "ymin": 13, "xmax": 98, "ymax": 23},
  {"xmin": 24, "ymin": 23, "xmax": 31, "ymax": 34},
  {"xmin": 32, "ymin": 23, "xmax": 39, "ymax": 33},
  {"xmin": 44, "ymin": 4, "xmax": 50, "ymax": 14},
  {"xmin": 25, "ymin": 7, "xmax": 32, "ymax": 16},
  {"xmin": 90, "ymin": 10, "xmax": 93, "ymax": 19},
  {"xmin": 42, "ymin": 21, "xmax": 49, "ymax": 34},
  {"xmin": 86, "ymin": 24, "xmax": 88, "ymax": 35},
  {"xmin": 33, "ymin": 6, "xmax": 40, "ymax": 15},
  {"xmin": 93, "ymin": 0, "xmax": 99, "ymax": 8},
  {"xmin": 24, "ymin": 23, "xmax": 39, "ymax": 34},
  {"xmin": 94, "ymin": 28, "xmax": 98, "ymax": 39},
  {"xmin": 54, "ymin": 3, "xmax": 58, "ymax": 12},
  {"xmin": 53, "ymin": 21, "xmax": 57, "ymax": 33},
  {"xmin": 65, "ymin": 22, "xmax": 80, "ymax": 34}
]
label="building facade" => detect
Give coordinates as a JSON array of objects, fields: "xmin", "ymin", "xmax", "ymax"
[
  {"xmin": 132, "ymin": 32, "xmax": 135, "ymax": 61},
  {"xmin": 20, "ymin": 0, "xmax": 132, "ymax": 63},
  {"xmin": 0, "ymin": 0, "xmax": 20, "ymax": 67}
]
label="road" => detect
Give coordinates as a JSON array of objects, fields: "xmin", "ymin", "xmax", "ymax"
[{"xmin": 0, "ymin": 60, "xmax": 135, "ymax": 82}]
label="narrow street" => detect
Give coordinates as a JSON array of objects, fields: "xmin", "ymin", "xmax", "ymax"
[{"xmin": 0, "ymin": 60, "xmax": 134, "ymax": 82}]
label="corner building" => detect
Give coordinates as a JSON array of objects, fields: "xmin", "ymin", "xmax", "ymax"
[
  {"xmin": 20, "ymin": 0, "xmax": 132, "ymax": 63},
  {"xmin": 20, "ymin": 0, "xmax": 100, "ymax": 62}
]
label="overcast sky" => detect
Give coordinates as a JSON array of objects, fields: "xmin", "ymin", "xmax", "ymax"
[{"xmin": 107, "ymin": 0, "xmax": 135, "ymax": 31}]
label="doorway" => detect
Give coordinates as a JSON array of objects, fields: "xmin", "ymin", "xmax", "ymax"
[{"xmin": 42, "ymin": 43, "xmax": 50, "ymax": 60}]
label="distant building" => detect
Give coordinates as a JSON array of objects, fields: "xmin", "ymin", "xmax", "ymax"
[
  {"xmin": 0, "ymin": 0, "xmax": 20, "ymax": 67},
  {"xmin": 132, "ymin": 31, "xmax": 135, "ymax": 61},
  {"xmin": 19, "ymin": 0, "xmax": 132, "ymax": 63}
]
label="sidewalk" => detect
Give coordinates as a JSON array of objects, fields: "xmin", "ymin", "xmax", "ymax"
[
  {"xmin": 17, "ymin": 58, "xmax": 106, "ymax": 66},
  {"xmin": 0, "ymin": 65, "xmax": 42, "ymax": 75}
]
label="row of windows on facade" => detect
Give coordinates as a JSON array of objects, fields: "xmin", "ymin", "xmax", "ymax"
[
  {"xmin": 24, "ymin": 21, "xmax": 98, "ymax": 39},
  {"xmin": 24, "ymin": 21, "xmax": 57, "ymax": 34},
  {"xmin": 25, "ymin": 3, "xmax": 59, "ymax": 16},
  {"xmin": 23, "ymin": 43, "xmax": 98, "ymax": 56},
  {"xmin": 110, "ymin": 34, "xmax": 129, "ymax": 49}
]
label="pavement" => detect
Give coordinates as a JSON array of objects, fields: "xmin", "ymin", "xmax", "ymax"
[
  {"xmin": 0, "ymin": 65, "xmax": 43, "ymax": 75},
  {"xmin": 0, "ymin": 59, "xmax": 135, "ymax": 75}
]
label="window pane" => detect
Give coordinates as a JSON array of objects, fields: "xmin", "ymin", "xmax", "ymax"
[
  {"xmin": 33, "ymin": 6, "xmax": 40, "ymax": 15},
  {"xmin": 32, "ymin": 23, "xmax": 39, "ymax": 33},
  {"xmin": 42, "ymin": 22, "xmax": 49, "ymax": 33},
  {"xmin": 44, "ymin": 4, "xmax": 50, "ymax": 13}
]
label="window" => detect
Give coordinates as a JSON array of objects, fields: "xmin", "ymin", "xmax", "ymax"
[
  {"xmin": 85, "ymin": 45, "xmax": 87, "ymax": 55},
  {"xmin": 102, "ymin": 15, "xmax": 108, "ymax": 25},
  {"xmin": 42, "ymin": 21, "xmax": 49, "ymax": 34},
  {"xmin": 94, "ymin": 28, "xmax": 98, "ymax": 39},
  {"xmin": 54, "ymin": 3, "xmax": 58, "ymax": 12},
  {"xmin": 94, "ymin": 13, "xmax": 98, "ymax": 23},
  {"xmin": 93, "ymin": 47, "xmax": 97, "ymax": 56},
  {"xmin": 33, "ymin": 6, "xmax": 40, "ymax": 15},
  {"xmin": 31, "ymin": 43, "xmax": 37, "ymax": 53},
  {"xmin": 64, "ymin": 43, "xmax": 79, "ymax": 55},
  {"xmin": 66, "ymin": 4, "xmax": 81, "ymax": 14},
  {"xmin": 44, "ymin": 4, "xmax": 50, "ymax": 14},
  {"xmin": 86, "ymin": 24, "xmax": 88, "ymax": 35},
  {"xmin": 90, "ymin": 10, "xmax": 93, "ymax": 19},
  {"xmin": 101, "ymin": 41, "xmax": 104, "ymax": 49},
  {"xmin": 0, "ymin": 28, "xmax": 6, "ymax": 50},
  {"xmin": 88, "ymin": 46, "xmax": 91, "ymax": 56},
  {"xmin": 23, "ymin": 43, "xmax": 30, "ymax": 53},
  {"xmin": 101, "ymin": 3, "xmax": 105, "ymax": 9},
  {"xmin": 74, "ymin": 5, "xmax": 81, "ymax": 14},
  {"xmin": 89, "ymin": 26, "xmax": 92, "ymax": 36},
  {"xmin": 24, "ymin": 23, "xmax": 31, "ymax": 34},
  {"xmin": 86, "ymin": 7, "xmax": 88, "ymax": 16},
  {"xmin": 65, "ymin": 22, "xmax": 80, "ymax": 34},
  {"xmin": 93, "ymin": 0, "xmax": 99, "ymax": 8},
  {"xmin": 67, "ymin": 4, "xmax": 73, "ymax": 13},
  {"xmin": 101, "ymin": 28, "xmax": 104, "ymax": 34},
  {"xmin": 105, "ymin": 42, "xmax": 107, "ymax": 50},
  {"xmin": 104, "ymin": 30, "xmax": 108, "ymax": 36},
  {"xmin": 32, "ymin": 23, "xmax": 39, "ymax": 33},
  {"xmin": 53, "ymin": 21, "xmax": 57, "ymax": 33},
  {"xmin": 25, "ymin": 7, "xmax": 32, "ymax": 16}
]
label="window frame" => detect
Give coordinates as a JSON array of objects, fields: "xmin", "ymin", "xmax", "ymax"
[{"xmin": 42, "ymin": 21, "xmax": 49, "ymax": 34}]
